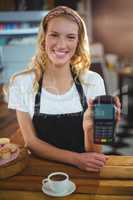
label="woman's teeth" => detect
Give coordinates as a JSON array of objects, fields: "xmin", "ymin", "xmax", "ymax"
[{"xmin": 54, "ymin": 51, "xmax": 68, "ymax": 56}]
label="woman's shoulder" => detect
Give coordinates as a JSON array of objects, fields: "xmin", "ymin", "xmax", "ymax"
[
  {"xmin": 10, "ymin": 72, "xmax": 35, "ymax": 91},
  {"xmin": 80, "ymin": 69, "xmax": 104, "ymax": 84},
  {"xmin": 12, "ymin": 72, "xmax": 34, "ymax": 84}
]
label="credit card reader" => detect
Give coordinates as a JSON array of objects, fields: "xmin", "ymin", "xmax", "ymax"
[{"xmin": 93, "ymin": 95, "xmax": 116, "ymax": 144}]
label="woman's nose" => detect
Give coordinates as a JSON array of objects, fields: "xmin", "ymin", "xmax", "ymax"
[{"xmin": 56, "ymin": 37, "xmax": 67, "ymax": 49}]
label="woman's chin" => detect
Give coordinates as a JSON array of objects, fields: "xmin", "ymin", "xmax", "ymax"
[{"xmin": 50, "ymin": 59, "xmax": 69, "ymax": 67}]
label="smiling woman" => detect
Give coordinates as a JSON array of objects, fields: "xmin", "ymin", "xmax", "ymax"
[{"xmin": 6, "ymin": 6, "xmax": 110, "ymax": 172}]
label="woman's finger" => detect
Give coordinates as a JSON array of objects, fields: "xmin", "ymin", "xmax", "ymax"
[
  {"xmin": 114, "ymin": 96, "xmax": 121, "ymax": 109},
  {"xmin": 86, "ymin": 166, "xmax": 100, "ymax": 172},
  {"xmin": 88, "ymin": 98, "xmax": 93, "ymax": 106},
  {"xmin": 114, "ymin": 96, "xmax": 121, "ymax": 122}
]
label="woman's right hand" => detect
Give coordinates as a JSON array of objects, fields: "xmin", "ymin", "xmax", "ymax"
[{"xmin": 75, "ymin": 152, "xmax": 108, "ymax": 172}]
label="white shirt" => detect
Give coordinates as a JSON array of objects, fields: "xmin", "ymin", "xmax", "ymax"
[{"xmin": 8, "ymin": 70, "xmax": 106, "ymax": 118}]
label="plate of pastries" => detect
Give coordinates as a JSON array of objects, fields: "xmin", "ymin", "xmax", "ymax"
[{"xmin": 0, "ymin": 138, "xmax": 20, "ymax": 166}]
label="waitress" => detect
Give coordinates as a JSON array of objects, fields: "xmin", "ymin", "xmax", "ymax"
[{"xmin": 8, "ymin": 6, "xmax": 121, "ymax": 172}]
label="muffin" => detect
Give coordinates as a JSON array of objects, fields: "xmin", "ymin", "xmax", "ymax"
[
  {"xmin": 5, "ymin": 143, "xmax": 18, "ymax": 153},
  {"xmin": 0, "ymin": 138, "xmax": 10, "ymax": 146},
  {"xmin": 0, "ymin": 146, "xmax": 11, "ymax": 160},
  {"xmin": 0, "ymin": 138, "xmax": 18, "ymax": 160}
]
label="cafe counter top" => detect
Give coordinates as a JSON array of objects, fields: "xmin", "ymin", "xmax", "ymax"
[{"xmin": 0, "ymin": 153, "xmax": 133, "ymax": 200}]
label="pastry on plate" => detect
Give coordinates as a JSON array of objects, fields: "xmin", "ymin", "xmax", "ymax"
[
  {"xmin": 0, "ymin": 138, "xmax": 10, "ymax": 148},
  {"xmin": 0, "ymin": 147, "xmax": 11, "ymax": 160},
  {"xmin": 5, "ymin": 143, "xmax": 18, "ymax": 153},
  {"xmin": 0, "ymin": 139, "xmax": 18, "ymax": 161}
]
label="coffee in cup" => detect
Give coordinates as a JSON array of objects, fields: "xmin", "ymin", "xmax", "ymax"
[{"xmin": 42, "ymin": 172, "xmax": 69, "ymax": 193}]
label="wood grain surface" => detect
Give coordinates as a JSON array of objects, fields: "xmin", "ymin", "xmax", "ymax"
[
  {"xmin": 1, "ymin": 191, "xmax": 133, "ymax": 200},
  {"xmin": 0, "ymin": 155, "xmax": 133, "ymax": 199}
]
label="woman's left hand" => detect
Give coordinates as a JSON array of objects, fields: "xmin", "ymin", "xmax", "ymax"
[
  {"xmin": 82, "ymin": 96, "xmax": 121, "ymax": 152},
  {"xmin": 83, "ymin": 96, "xmax": 121, "ymax": 133}
]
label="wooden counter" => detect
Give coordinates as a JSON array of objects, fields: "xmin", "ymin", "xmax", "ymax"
[{"xmin": 0, "ymin": 154, "xmax": 133, "ymax": 200}]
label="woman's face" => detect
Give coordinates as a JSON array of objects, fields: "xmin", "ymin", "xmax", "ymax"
[{"xmin": 45, "ymin": 16, "xmax": 79, "ymax": 67}]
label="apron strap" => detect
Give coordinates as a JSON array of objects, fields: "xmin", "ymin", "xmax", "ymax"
[
  {"xmin": 70, "ymin": 67, "xmax": 88, "ymax": 112},
  {"xmin": 34, "ymin": 76, "xmax": 43, "ymax": 115}
]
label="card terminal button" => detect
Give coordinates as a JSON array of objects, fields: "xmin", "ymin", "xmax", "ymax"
[{"xmin": 101, "ymin": 139, "xmax": 107, "ymax": 143}]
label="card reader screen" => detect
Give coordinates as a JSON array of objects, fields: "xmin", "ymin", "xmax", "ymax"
[{"xmin": 94, "ymin": 104, "xmax": 114, "ymax": 120}]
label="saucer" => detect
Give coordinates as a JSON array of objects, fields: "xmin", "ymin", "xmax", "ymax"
[{"xmin": 42, "ymin": 180, "xmax": 76, "ymax": 197}]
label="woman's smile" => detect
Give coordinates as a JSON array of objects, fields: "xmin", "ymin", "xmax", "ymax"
[{"xmin": 53, "ymin": 50, "xmax": 69, "ymax": 59}]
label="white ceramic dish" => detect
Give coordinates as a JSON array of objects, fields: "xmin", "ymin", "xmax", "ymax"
[{"xmin": 42, "ymin": 180, "xmax": 76, "ymax": 197}]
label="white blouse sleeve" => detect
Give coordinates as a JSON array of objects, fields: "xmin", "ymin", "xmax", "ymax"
[
  {"xmin": 8, "ymin": 76, "xmax": 29, "ymax": 112},
  {"xmin": 82, "ymin": 70, "xmax": 106, "ymax": 100},
  {"xmin": 92, "ymin": 73, "xmax": 106, "ymax": 97}
]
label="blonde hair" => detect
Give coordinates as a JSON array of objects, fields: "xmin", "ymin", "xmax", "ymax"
[{"xmin": 5, "ymin": 6, "xmax": 91, "ymax": 94}]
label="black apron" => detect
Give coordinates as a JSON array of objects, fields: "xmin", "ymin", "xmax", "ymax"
[{"xmin": 32, "ymin": 71, "xmax": 87, "ymax": 153}]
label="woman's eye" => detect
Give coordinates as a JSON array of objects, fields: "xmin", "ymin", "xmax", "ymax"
[
  {"xmin": 68, "ymin": 36, "xmax": 75, "ymax": 40},
  {"xmin": 50, "ymin": 34, "xmax": 58, "ymax": 37}
]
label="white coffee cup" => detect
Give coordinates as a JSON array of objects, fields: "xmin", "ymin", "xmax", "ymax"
[{"xmin": 42, "ymin": 172, "xmax": 69, "ymax": 193}]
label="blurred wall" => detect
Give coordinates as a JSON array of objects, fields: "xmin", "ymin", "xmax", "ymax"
[
  {"xmin": 92, "ymin": 0, "xmax": 133, "ymax": 58},
  {"xmin": 0, "ymin": 0, "xmax": 16, "ymax": 10}
]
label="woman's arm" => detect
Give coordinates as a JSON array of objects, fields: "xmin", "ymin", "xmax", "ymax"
[
  {"xmin": 16, "ymin": 111, "xmax": 78, "ymax": 165},
  {"xmin": 16, "ymin": 111, "xmax": 107, "ymax": 172},
  {"xmin": 84, "ymin": 130, "xmax": 102, "ymax": 153},
  {"xmin": 83, "ymin": 99, "xmax": 102, "ymax": 153}
]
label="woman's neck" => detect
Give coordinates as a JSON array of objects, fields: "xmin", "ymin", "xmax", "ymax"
[
  {"xmin": 43, "ymin": 62, "xmax": 73, "ymax": 95},
  {"xmin": 43, "ymin": 61, "xmax": 73, "ymax": 95},
  {"xmin": 45, "ymin": 61, "xmax": 72, "ymax": 81}
]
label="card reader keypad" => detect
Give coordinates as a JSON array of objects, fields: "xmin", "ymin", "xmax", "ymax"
[{"xmin": 94, "ymin": 121, "xmax": 114, "ymax": 144}]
